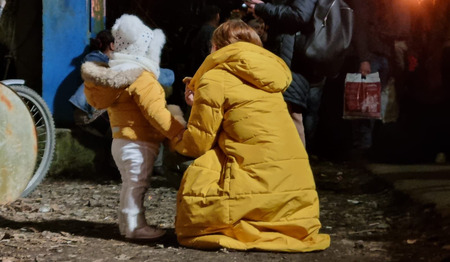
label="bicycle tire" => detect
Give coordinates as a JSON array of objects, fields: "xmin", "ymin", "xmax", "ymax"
[{"xmin": 9, "ymin": 85, "xmax": 56, "ymax": 197}]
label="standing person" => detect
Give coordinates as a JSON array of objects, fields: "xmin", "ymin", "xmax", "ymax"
[
  {"xmin": 82, "ymin": 14, "xmax": 186, "ymax": 241},
  {"xmin": 246, "ymin": 18, "xmax": 267, "ymax": 44},
  {"xmin": 245, "ymin": 0, "xmax": 321, "ymax": 149},
  {"xmin": 187, "ymin": 5, "xmax": 221, "ymax": 76},
  {"xmin": 348, "ymin": 0, "xmax": 412, "ymax": 158},
  {"xmin": 172, "ymin": 19, "xmax": 330, "ymax": 252},
  {"xmin": 69, "ymin": 29, "xmax": 114, "ymax": 131},
  {"xmin": 69, "ymin": 30, "xmax": 117, "ymax": 176}
]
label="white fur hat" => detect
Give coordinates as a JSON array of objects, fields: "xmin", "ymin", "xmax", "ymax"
[{"xmin": 111, "ymin": 14, "xmax": 165, "ymax": 66}]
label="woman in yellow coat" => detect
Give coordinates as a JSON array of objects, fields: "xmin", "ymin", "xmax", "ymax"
[{"xmin": 172, "ymin": 19, "xmax": 330, "ymax": 252}]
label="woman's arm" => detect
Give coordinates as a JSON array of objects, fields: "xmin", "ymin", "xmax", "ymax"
[{"xmin": 172, "ymin": 75, "xmax": 225, "ymax": 158}]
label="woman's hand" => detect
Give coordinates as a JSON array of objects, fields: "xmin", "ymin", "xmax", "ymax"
[
  {"xmin": 168, "ymin": 128, "xmax": 186, "ymax": 152},
  {"xmin": 183, "ymin": 77, "xmax": 194, "ymax": 106},
  {"xmin": 185, "ymin": 88, "xmax": 194, "ymax": 107},
  {"xmin": 359, "ymin": 61, "xmax": 371, "ymax": 77}
]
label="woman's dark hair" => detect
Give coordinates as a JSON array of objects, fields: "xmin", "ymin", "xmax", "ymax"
[{"xmin": 89, "ymin": 30, "xmax": 114, "ymax": 52}]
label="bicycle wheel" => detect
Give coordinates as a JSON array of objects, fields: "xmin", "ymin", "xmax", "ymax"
[
  {"xmin": 9, "ymin": 85, "xmax": 56, "ymax": 197},
  {"xmin": 0, "ymin": 84, "xmax": 37, "ymax": 204}
]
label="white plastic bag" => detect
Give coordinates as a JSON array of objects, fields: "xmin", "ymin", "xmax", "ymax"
[
  {"xmin": 343, "ymin": 72, "xmax": 382, "ymax": 119},
  {"xmin": 380, "ymin": 77, "xmax": 399, "ymax": 123}
]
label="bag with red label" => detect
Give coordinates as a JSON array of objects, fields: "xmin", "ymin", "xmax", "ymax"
[{"xmin": 343, "ymin": 72, "xmax": 381, "ymax": 119}]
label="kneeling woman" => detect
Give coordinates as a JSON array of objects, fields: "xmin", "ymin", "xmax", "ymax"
[{"xmin": 171, "ymin": 19, "xmax": 330, "ymax": 252}]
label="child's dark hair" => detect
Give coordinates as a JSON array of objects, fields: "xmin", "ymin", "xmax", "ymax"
[{"xmin": 89, "ymin": 30, "xmax": 114, "ymax": 52}]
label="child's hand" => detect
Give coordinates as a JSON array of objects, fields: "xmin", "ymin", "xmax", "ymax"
[{"xmin": 176, "ymin": 129, "xmax": 185, "ymax": 141}]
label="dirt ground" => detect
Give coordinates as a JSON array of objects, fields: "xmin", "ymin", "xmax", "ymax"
[{"xmin": 1, "ymin": 159, "xmax": 450, "ymax": 262}]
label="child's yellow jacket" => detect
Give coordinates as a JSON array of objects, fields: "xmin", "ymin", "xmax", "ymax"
[{"xmin": 81, "ymin": 62, "xmax": 185, "ymax": 143}]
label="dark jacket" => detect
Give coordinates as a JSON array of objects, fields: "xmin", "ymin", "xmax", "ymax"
[
  {"xmin": 255, "ymin": 0, "xmax": 317, "ymax": 110},
  {"xmin": 348, "ymin": 0, "xmax": 411, "ymax": 63},
  {"xmin": 188, "ymin": 24, "xmax": 216, "ymax": 76},
  {"xmin": 69, "ymin": 50, "xmax": 110, "ymax": 118}
]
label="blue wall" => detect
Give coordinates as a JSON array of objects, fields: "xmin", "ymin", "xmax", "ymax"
[{"xmin": 42, "ymin": 0, "xmax": 104, "ymax": 126}]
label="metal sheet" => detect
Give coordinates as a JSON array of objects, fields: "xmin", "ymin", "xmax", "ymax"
[
  {"xmin": 43, "ymin": 0, "xmax": 105, "ymax": 125},
  {"xmin": 0, "ymin": 84, "xmax": 37, "ymax": 204}
]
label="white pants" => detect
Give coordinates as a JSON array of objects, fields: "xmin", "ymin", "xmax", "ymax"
[{"xmin": 111, "ymin": 138, "xmax": 159, "ymax": 235}]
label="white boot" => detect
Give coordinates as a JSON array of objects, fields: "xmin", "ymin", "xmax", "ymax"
[
  {"xmin": 120, "ymin": 182, "xmax": 166, "ymax": 240},
  {"xmin": 113, "ymin": 139, "xmax": 165, "ymax": 240},
  {"xmin": 118, "ymin": 180, "xmax": 127, "ymax": 236}
]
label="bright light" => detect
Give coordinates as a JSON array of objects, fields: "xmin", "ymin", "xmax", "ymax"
[{"xmin": 416, "ymin": 0, "xmax": 436, "ymax": 5}]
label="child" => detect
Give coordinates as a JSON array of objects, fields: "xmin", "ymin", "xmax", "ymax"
[
  {"xmin": 172, "ymin": 20, "xmax": 330, "ymax": 252},
  {"xmin": 247, "ymin": 18, "xmax": 267, "ymax": 43},
  {"xmin": 82, "ymin": 14, "xmax": 186, "ymax": 241}
]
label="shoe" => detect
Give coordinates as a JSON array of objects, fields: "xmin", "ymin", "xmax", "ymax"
[{"xmin": 125, "ymin": 225, "xmax": 166, "ymax": 241}]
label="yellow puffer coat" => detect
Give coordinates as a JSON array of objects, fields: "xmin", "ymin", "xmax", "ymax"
[
  {"xmin": 81, "ymin": 62, "xmax": 185, "ymax": 143},
  {"xmin": 172, "ymin": 42, "xmax": 330, "ymax": 252}
]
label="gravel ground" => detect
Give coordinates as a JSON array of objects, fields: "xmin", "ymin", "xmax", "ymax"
[{"xmin": 1, "ymin": 160, "xmax": 450, "ymax": 262}]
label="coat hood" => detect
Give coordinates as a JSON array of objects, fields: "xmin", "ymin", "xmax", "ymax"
[
  {"xmin": 81, "ymin": 61, "xmax": 144, "ymax": 108},
  {"xmin": 81, "ymin": 61, "xmax": 143, "ymax": 88},
  {"xmin": 189, "ymin": 42, "xmax": 292, "ymax": 93}
]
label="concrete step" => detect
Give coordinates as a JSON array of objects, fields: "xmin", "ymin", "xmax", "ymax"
[
  {"xmin": 49, "ymin": 128, "xmax": 117, "ymax": 179},
  {"xmin": 367, "ymin": 163, "xmax": 450, "ymax": 217},
  {"xmin": 49, "ymin": 128, "xmax": 189, "ymax": 184}
]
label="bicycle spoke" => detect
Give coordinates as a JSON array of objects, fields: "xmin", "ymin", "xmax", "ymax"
[{"xmin": 9, "ymin": 85, "xmax": 56, "ymax": 197}]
